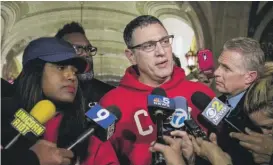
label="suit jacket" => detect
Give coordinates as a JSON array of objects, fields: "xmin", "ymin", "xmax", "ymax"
[{"xmin": 213, "ymin": 94, "xmax": 261, "ymax": 165}]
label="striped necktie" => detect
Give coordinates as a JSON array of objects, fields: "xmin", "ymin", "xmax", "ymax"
[{"xmin": 225, "ymin": 99, "xmax": 233, "ymax": 117}]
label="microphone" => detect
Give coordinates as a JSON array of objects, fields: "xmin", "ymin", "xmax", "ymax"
[
  {"xmin": 147, "ymin": 88, "xmax": 175, "ymax": 124},
  {"xmin": 191, "ymin": 92, "xmax": 242, "ymax": 132},
  {"xmin": 169, "ymin": 97, "xmax": 208, "ymax": 140},
  {"xmin": 67, "ymin": 104, "xmax": 121, "ymax": 150},
  {"xmin": 147, "ymin": 88, "xmax": 175, "ymax": 140},
  {"xmin": 170, "ymin": 96, "xmax": 189, "ymax": 128},
  {"xmin": 148, "ymin": 88, "xmax": 174, "ymax": 165},
  {"xmin": 5, "ymin": 100, "xmax": 56, "ymax": 149},
  {"xmin": 162, "ymin": 96, "xmax": 188, "ymax": 136}
]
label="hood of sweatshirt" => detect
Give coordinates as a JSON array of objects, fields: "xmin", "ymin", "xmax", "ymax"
[{"xmin": 119, "ymin": 65, "xmax": 186, "ymax": 92}]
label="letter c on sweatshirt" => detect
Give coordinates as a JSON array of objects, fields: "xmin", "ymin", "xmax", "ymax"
[{"xmin": 134, "ymin": 110, "xmax": 153, "ymax": 136}]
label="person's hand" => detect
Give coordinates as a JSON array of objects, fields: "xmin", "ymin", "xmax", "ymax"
[
  {"xmin": 170, "ymin": 130, "xmax": 195, "ymax": 165},
  {"xmin": 252, "ymin": 152, "xmax": 271, "ymax": 164},
  {"xmin": 30, "ymin": 140, "xmax": 74, "ymax": 165},
  {"xmin": 191, "ymin": 133, "xmax": 232, "ymax": 165},
  {"xmin": 149, "ymin": 136, "xmax": 186, "ymax": 165},
  {"xmin": 230, "ymin": 128, "xmax": 273, "ymax": 155}
]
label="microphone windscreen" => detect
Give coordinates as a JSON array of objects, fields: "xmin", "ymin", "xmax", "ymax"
[
  {"xmin": 170, "ymin": 96, "xmax": 188, "ymax": 128},
  {"xmin": 174, "ymin": 96, "xmax": 188, "ymax": 111},
  {"xmin": 30, "ymin": 100, "xmax": 56, "ymax": 124},
  {"xmin": 106, "ymin": 105, "xmax": 122, "ymax": 122},
  {"xmin": 191, "ymin": 92, "xmax": 211, "ymax": 111},
  {"xmin": 152, "ymin": 87, "xmax": 167, "ymax": 96}
]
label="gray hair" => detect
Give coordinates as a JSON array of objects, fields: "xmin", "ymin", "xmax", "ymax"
[{"xmin": 223, "ymin": 37, "xmax": 265, "ymax": 77}]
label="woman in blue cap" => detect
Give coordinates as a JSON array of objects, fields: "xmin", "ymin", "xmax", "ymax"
[{"xmin": 2, "ymin": 37, "xmax": 119, "ymax": 165}]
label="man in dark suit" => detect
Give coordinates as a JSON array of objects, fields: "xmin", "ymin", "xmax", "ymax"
[
  {"xmin": 55, "ymin": 22, "xmax": 115, "ymax": 108},
  {"xmin": 213, "ymin": 37, "xmax": 265, "ymax": 165}
]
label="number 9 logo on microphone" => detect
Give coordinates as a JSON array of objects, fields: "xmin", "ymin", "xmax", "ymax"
[
  {"xmin": 85, "ymin": 104, "xmax": 116, "ymax": 129},
  {"xmin": 93, "ymin": 109, "xmax": 110, "ymax": 122}
]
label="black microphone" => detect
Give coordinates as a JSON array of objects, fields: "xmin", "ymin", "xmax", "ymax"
[
  {"xmin": 148, "ymin": 88, "xmax": 175, "ymax": 165},
  {"xmin": 162, "ymin": 96, "xmax": 189, "ymax": 137},
  {"xmin": 191, "ymin": 92, "xmax": 243, "ymax": 132},
  {"xmin": 170, "ymin": 96, "xmax": 208, "ymax": 140},
  {"xmin": 67, "ymin": 105, "xmax": 121, "ymax": 150},
  {"xmin": 148, "ymin": 88, "xmax": 175, "ymax": 142}
]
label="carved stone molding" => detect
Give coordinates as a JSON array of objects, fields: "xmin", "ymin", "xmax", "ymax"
[
  {"xmin": 253, "ymin": 8, "xmax": 273, "ymax": 41},
  {"xmin": 1, "ymin": 2, "xmax": 28, "ymax": 42},
  {"xmin": 136, "ymin": 1, "xmax": 208, "ymax": 50},
  {"xmin": 1, "ymin": 1, "xmax": 217, "ymax": 82}
]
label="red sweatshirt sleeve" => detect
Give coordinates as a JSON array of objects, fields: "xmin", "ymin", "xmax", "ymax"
[{"xmin": 82, "ymin": 136, "xmax": 119, "ymax": 165}]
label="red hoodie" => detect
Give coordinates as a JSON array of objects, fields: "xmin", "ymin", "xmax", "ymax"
[
  {"xmin": 43, "ymin": 114, "xmax": 120, "ymax": 165},
  {"xmin": 100, "ymin": 66, "xmax": 215, "ymax": 165}
]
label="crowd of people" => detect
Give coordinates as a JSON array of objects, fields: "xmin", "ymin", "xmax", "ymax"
[{"xmin": 1, "ymin": 14, "xmax": 272, "ymax": 165}]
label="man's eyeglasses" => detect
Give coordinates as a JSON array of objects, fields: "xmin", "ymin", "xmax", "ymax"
[
  {"xmin": 73, "ymin": 45, "xmax": 97, "ymax": 56},
  {"xmin": 128, "ymin": 35, "xmax": 174, "ymax": 52}
]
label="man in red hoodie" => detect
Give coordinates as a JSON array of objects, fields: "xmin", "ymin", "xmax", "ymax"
[{"xmin": 100, "ymin": 15, "xmax": 215, "ymax": 165}]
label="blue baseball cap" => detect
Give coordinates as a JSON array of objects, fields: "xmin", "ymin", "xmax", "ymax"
[{"xmin": 22, "ymin": 37, "xmax": 88, "ymax": 73}]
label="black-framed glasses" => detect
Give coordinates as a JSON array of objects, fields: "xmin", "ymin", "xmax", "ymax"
[
  {"xmin": 128, "ymin": 35, "xmax": 174, "ymax": 52},
  {"xmin": 73, "ymin": 45, "xmax": 97, "ymax": 56}
]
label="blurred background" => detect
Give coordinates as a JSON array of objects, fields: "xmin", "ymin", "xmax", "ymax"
[{"xmin": 1, "ymin": 1, "xmax": 272, "ymax": 86}]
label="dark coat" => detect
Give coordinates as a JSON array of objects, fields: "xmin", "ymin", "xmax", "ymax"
[
  {"xmin": 213, "ymin": 94, "xmax": 261, "ymax": 165},
  {"xmin": 1, "ymin": 97, "xmax": 40, "ymax": 165}
]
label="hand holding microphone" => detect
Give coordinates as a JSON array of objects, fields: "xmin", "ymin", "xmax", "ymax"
[
  {"xmin": 170, "ymin": 130, "xmax": 195, "ymax": 164},
  {"xmin": 168, "ymin": 97, "xmax": 196, "ymax": 164},
  {"xmin": 30, "ymin": 140, "xmax": 74, "ymax": 165},
  {"xmin": 191, "ymin": 133, "xmax": 232, "ymax": 165},
  {"xmin": 149, "ymin": 136, "xmax": 186, "ymax": 165}
]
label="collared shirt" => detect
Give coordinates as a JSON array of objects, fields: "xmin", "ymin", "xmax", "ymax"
[{"xmin": 226, "ymin": 91, "xmax": 246, "ymax": 116}]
